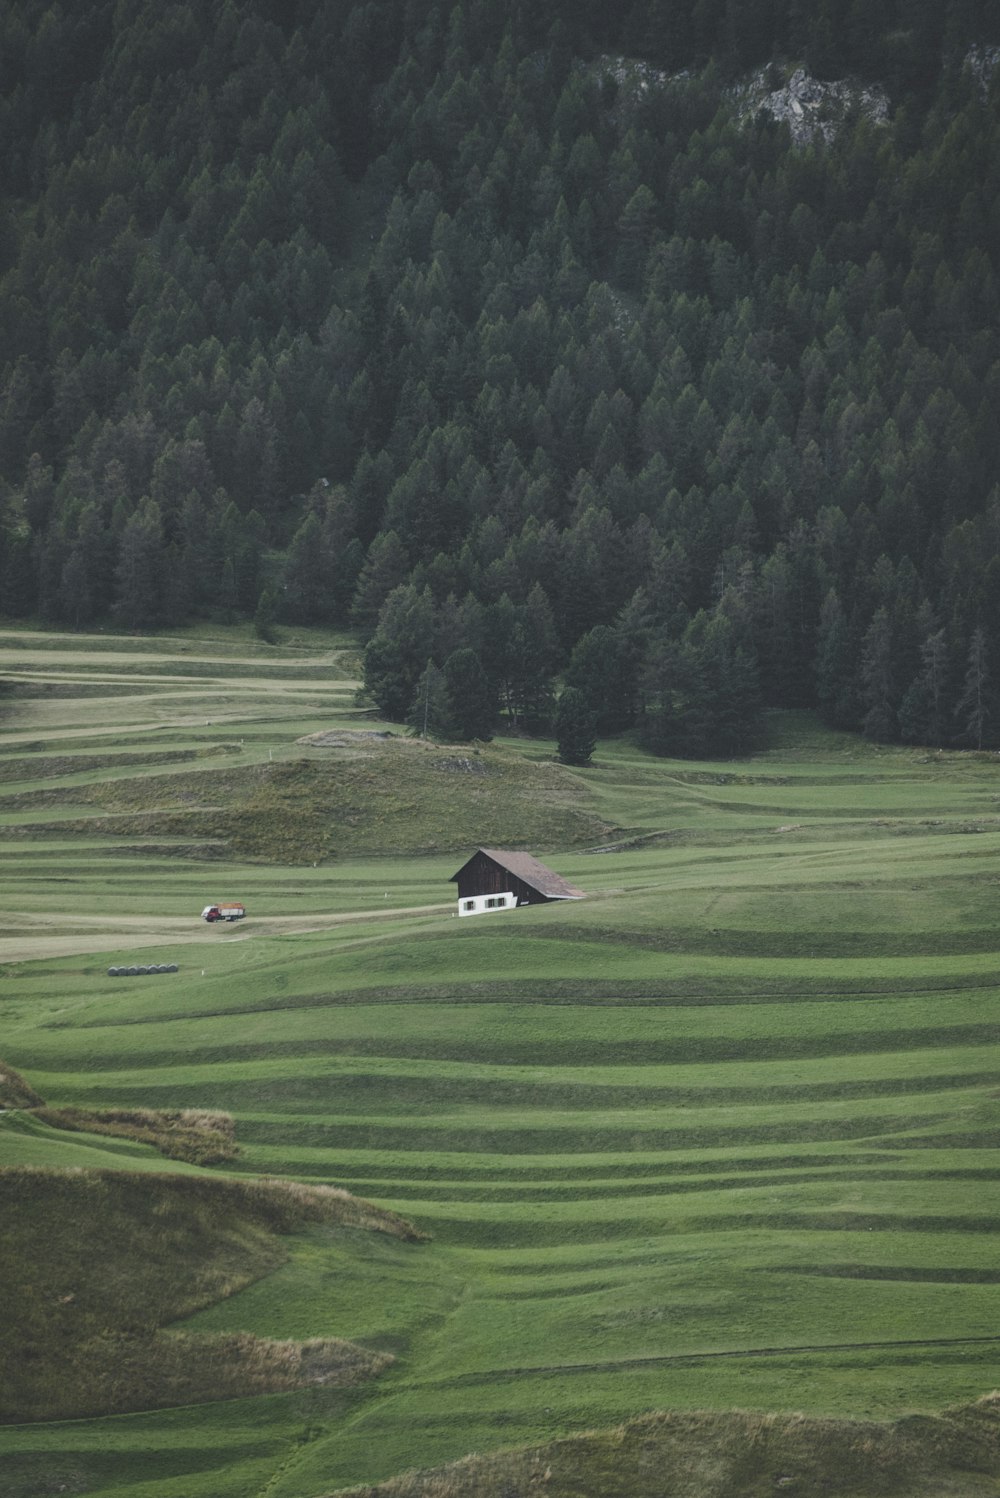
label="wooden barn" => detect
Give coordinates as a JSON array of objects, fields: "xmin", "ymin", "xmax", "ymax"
[{"xmin": 450, "ymin": 848, "xmax": 585, "ymax": 917}]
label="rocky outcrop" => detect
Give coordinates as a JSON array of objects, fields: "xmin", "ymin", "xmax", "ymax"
[
  {"xmin": 596, "ymin": 55, "xmax": 673, "ymax": 97},
  {"xmin": 966, "ymin": 44, "xmax": 1000, "ymax": 95},
  {"xmin": 733, "ymin": 65, "xmax": 889, "ymax": 144},
  {"xmin": 594, "ymin": 56, "xmax": 890, "ymax": 146},
  {"xmin": 599, "ymin": 49, "xmax": 996, "ymax": 146}
]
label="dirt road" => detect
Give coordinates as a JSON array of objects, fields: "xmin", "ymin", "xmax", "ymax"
[{"xmin": 0, "ymin": 904, "xmax": 452, "ymax": 964}]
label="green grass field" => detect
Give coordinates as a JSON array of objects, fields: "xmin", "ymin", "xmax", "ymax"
[{"xmin": 1, "ymin": 626, "xmax": 999, "ymax": 1498}]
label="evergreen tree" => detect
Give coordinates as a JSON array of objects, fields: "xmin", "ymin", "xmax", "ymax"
[
  {"xmin": 113, "ymin": 499, "xmax": 165, "ymax": 630},
  {"xmin": 860, "ymin": 606, "xmax": 897, "ymax": 742},
  {"xmin": 362, "ymin": 634, "xmax": 413, "ymax": 721},
  {"xmin": 954, "ymin": 626, "xmax": 995, "ymax": 749},
  {"xmin": 254, "ymin": 586, "xmax": 279, "ymax": 643},
  {"xmin": 637, "ymin": 632, "xmax": 681, "ymax": 757},
  {"xmin": 443, "ymin": 647, "xmax": 495, "ymax": 740},
  {"xmin": 898, "ymin": 624, "xmax": 949, "ymax": 745},
  {"xmin": 361, "ymin": 582, "xmax": 436, "ymax": 720},
  {"xmin": 407, "ymin": 659, "xmax": 457, "ymax": 740},
  {"xmin": 555, "ymin": 686, "xmax": 597, "ymax": 767},
  {"xmin": 282, "ymin": 511, "xmax": 331, "ymax": 623},
  {"xmin": 350, "ymin": 530, "xmax": 410, "ymax": 639},
  {"xmin": 565, "ymin": 624, "xmax": 633, "ymax": 733},
  {"xmin": 815, "ymin": 589, "xmax": 858, "ymax": 728},
  {"xmin": 640, "ymin": 610, "xmax": 761, "ymax": 757},
  {"xmin": 513, "ymin": 583, "xmax": 561, "ymax": 730},
  {"xmin": 218, "ymin": 557, "xmax": 238, "ymax": 620}
]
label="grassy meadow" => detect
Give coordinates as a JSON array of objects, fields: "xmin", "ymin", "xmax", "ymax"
[{"xmin": 1, "ymin": 625, "xmax": 1000, "ymax": 1498}]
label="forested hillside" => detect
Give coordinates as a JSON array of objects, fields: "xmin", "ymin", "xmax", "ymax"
[{"xmin": 1, "ymin": 0, "xmax": 999, "ymax": 750}]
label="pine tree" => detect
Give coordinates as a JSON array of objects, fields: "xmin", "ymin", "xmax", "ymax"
[
  {"xmin": 638, "ymin": 632, "xmax": 681, "ymax": 757},
  {"xmin": 282, "ymin": 512, "xmax": 331, "ymax": 623},
  {"xmin": 955, "ymin": 626, "xmax": 995, "ymax": 750},
  {"xmin": 350, "ymin": 531, "xmax": 410, "ymax": 640},
  {"xmin": 362, "ymin": 635, "xmax": 413, "ymax": 721},
  {"xmin": 555, "ymin": 686, "xmax": 597, "ymax": 767},
  {"xmin": 860, "ymin": 607, "xmax": 897, "ymax": 742},
  {"xmin": 640, "ymin": 611, "xmax": 762, "ymax": 758},
  {"xmin": 565, "ymin": 624, "xmax": 632, "ymax": 733},
  {"xmin": 898, "ymin": 624, "xmax": 949, "ymax": 746},
  {"xmin": 407, "ymin": 660, "xmax": 456, "ymax": 740},
  {"xmin": 361, "ymin": 583, "xmax": 436, "ymax": 721},
  {"xmin": 443, "ymin": 647, "xmax": 495, "ymax": 740},
  {"xmin": 815, "ymin": 589, "xmax": 858, "ymax": 728},
  {"xmin": 113, "ymin": 500, "xmax": 165, "ymax": 631},
  {"xmin": 254, "ymin": 587, "xmax": 279, "ymax": 644}
]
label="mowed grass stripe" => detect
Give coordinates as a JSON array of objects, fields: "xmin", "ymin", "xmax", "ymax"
[
  {"xmin": 53, "ymin": 976, "xmax": 1000, "ymax": 1024},
  {"xmin": 24, "ymin": 980, "xmax": 1000, "ymax": 1048},
  {"xmin": 410, "ymin": 1335, "xmax": 1000, "ymax": 1389},
  {"xmin": 22, "ymin": 1037, "xmax": 996, "ymax": 1105},
  {"xmin": 210, "ymin": 1144, "xmax": 986, "ymax": 1181},
  {"xmin": 277, "ymin": 1165, "xmax": 1000, "ymax": 1203},
  {"xmin": 45, "ymin": 1064, "xmax": 989, "ymax": 1115},
  {"xmin": 447, "ymin": 1222, "xmax": 1000, "ymax": 1275},
  {"xmin": 185, "ymin": 1112, "xmax": 982, "ymax": 1157},
  {"xmin": 21, "ymin": 1021, "xmax": 997, "ymax": 1070},
  {"xmin": 165, "ymin": 1074, "xmax": 996, "ymax": 1131},
  {"xmin": 186, "ymin": 1140, "xmax": 1000, "ymax": 1190},
  {"xmin": 394, "ymin": 1207, "xmax": 1000, "ymax": 1252}
]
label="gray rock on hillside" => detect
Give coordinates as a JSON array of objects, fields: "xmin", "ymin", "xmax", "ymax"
[
  {"xmin": 594, "ymin": 56, "xmax": 890, "ymax": 146},
  {"xmin": 966, "ymin": 44, "xmax": 1000, "ymax": 95},
  {"xmin": 734, "ymin": 65, "xmax": 889, "ymax": 144}
]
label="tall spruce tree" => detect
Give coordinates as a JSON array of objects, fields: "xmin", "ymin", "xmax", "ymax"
[
  {"xmin": 443, "ymin": 647, "xmax": 496, "ymax": 740},
  {"xmin": 860, "ymin": 607, "xmax": 897, "ymax": 742},
  {"xmin": 555, "ymin": 686, "xmax": 597, "ymax": 767},
  {"xmin": 898, "ymin": 624, "xmax": 950, "ymax": 746},
  {"xmin": 955, "ymin": 626, "xmax": 995, "ymax": 750},
  {"xmin": 113, "ymin": 500, "xmax": 165, "ymax": 631},
  {"xmin": 407, "ymin": 660, "xmax": 456, "ymax": 740}
]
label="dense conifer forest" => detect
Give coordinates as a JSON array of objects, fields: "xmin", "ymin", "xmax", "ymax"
[{"xmin": 1, "ymin": 0, "xmax": 999, "ymax": 750}]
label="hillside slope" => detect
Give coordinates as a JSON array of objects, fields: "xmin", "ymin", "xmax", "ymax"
[
  {"xmin": 2, "ymin": 641, "xmax": 1000, "ymax": 1497},
  {"xmin": 0, "ymin": 1166, "xmax": 420, "ymax": 1423},
  {"xmin": 1, "ymin": 3, "xmax": 999, "ymax": 749}
]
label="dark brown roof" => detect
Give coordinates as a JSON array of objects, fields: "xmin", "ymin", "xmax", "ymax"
[{"xmin": 450, "ymin": 848, "xmax": 585, "ymax": 900}]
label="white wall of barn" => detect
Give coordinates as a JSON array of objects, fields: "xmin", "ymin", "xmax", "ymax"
[{"xmin": 457, "ymin": 891, "xmax": 519, "ymax": 917}]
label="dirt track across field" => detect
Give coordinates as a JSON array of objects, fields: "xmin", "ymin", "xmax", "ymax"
[{"xmin": 0, "ymin": 904, "xmax": 452, "ymax": 964}]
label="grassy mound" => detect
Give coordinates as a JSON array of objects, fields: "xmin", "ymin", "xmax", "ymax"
[
  {"xmin": 0, "ymin": 737, "xmax": 611, "ymax": 862},
  {"xmin": 0, "ymin": 1167, "xmax": 423, "ymax": 1423},
  {"xmin": 333, "ymin": 1397, "xmax": 1000, "ymax": 1498}
]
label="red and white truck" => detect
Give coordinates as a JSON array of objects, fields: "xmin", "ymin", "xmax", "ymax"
[{"xmin": 201, "ymin": 903, "xmax": 246, "ymax": 923}]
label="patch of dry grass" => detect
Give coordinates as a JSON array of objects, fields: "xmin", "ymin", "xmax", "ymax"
[
  {"xmin": 232, "ymin": 1175, "xmax": 429, "ymax": 1242},
  {"xmin": 0, "ymin": 1167, "xmax": 423, "ymax": 1422},
  {"xmin": 44, "ymin": 1327, "xmax": 393, "ymax": 1417},
  {"xmin": 0, "ymin": 1060, "xmax": 45, "ymax": 1109},
  {"xmin": 330, "ymin": 1396, "xmax": 1000, "ymax": 1498},
  {"xmin": 32, "ymin": 1106, "xmax": 240, "ymax": 1165}
]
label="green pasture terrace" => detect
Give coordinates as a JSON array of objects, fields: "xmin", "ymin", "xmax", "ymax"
[{"xmin": 1, "ymin": 628, "xmax": 999, "ymax": 1498}]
